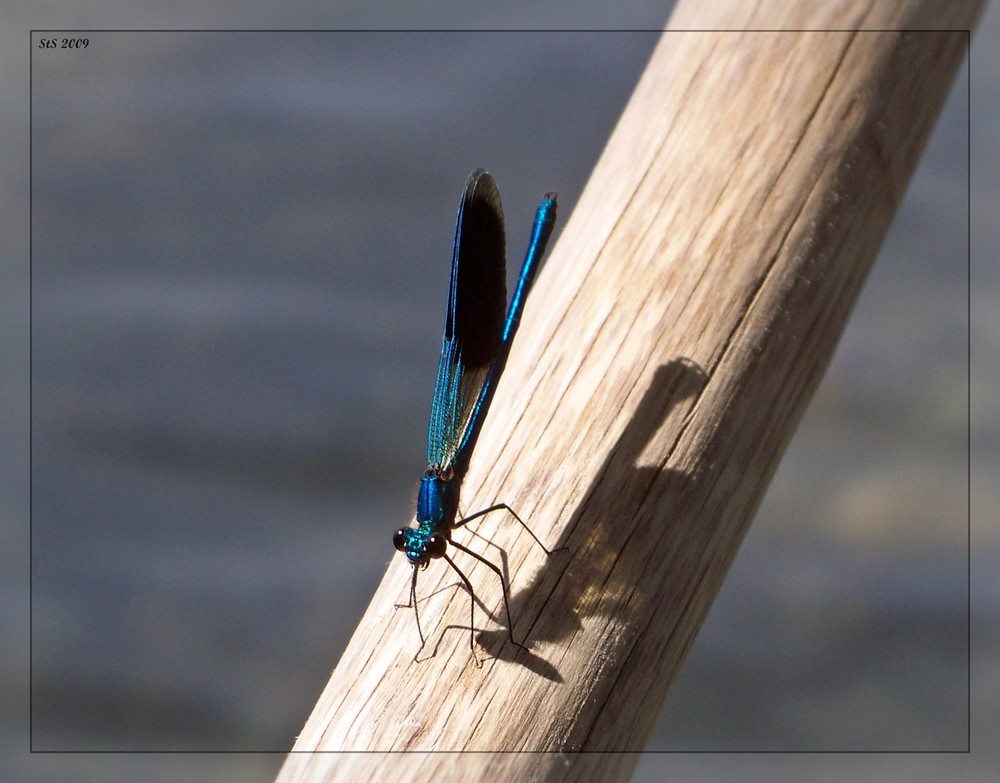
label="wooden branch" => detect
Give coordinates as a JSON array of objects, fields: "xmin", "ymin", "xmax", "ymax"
[{"xmin": 278, "ymin": 2, "xmax": 979, "ymax": 781}]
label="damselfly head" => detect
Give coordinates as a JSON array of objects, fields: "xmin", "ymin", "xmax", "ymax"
[{"xmin": 393, "ymin": 527, "xmax": 447, "ymax": 566}]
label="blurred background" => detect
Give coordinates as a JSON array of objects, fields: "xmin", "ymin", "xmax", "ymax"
[{"xmin": 3, "ymin": 3, "xmax": 995, "ymax": 782}]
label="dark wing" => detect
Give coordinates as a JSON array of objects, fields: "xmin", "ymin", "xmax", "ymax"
[{"xmin": 426, "ymin": 169, "xmax": 506, "ymax": 472}]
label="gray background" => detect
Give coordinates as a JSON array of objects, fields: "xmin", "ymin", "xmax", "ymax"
[{"xmin": 3, "ymin": 3, "xmax": 995, "ymax": 782}]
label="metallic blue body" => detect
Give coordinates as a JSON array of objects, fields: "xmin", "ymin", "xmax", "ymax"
[
  {"xmin": 397, "ymin": 473, "xmax": 460, "ymax": 566},
  {"xmin": 409, "ymin": 170, "xmax": 556, "ymax": 556}
]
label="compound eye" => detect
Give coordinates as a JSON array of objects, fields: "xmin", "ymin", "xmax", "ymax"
[
  {"xmin": 392, "ymin": 529, "xmax": 408, "ymax": 552},
  {"xmin": 425, "ymin": 535, "xmax": 447, "ymax": 558}
]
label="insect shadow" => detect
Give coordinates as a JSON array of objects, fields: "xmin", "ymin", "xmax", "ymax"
[{"xmin": 442, "ymin": 357, "xmax": 709, "ymax": 678}]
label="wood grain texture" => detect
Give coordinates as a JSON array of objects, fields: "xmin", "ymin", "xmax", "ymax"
[{"xmin": 277, "ymin": 2, "xmax": 979, "ymax": 781}]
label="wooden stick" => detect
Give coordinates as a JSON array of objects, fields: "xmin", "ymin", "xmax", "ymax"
[{"xmin": 277, "ymin": 2, "xmax": 979, "ymax": 780}]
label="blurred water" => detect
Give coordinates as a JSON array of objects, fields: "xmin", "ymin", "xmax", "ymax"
[
  {"xmin": 14, "ymin": 16, "xmax": 990, "ymax": 783},
  {"xmin": 28, "ymin": 29, "xmax": 663, "ymax": 755}
]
